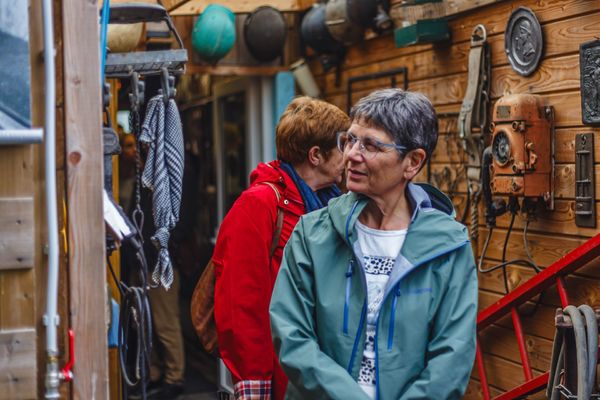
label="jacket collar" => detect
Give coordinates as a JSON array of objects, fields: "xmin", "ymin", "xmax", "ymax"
[
  {"xmin": 329, "ymin": 183, "xmax": 468, "ymax": 266},
  {"xmin": 250, "ymin": 160, "xmax": 305, "ymax": 215}
]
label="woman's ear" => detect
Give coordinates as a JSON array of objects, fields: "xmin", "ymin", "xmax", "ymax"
[
  {"xmin": 403, "ymin": 149, "xmax": 427, "ymax": 180},
  {"xmin": 307, "ymin": 145, "xmax": 321, "ymax": 166}
]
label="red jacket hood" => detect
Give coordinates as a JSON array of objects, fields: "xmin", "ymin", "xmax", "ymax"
[{"xmin": 249, "ymin": 160, "xmax": 303, "ymax": 208}]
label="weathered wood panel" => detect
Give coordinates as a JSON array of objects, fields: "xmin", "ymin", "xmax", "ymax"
[
  {"xmin": 313, "ymin": 0, "xmax": 599, "ymax": 76},
  {"xmin": 0, "ymin": 329, "xmax": 36, "ymax": 400},
  {"xmin": 478, "ymin": 200, "xmax": 600, "ymax": 237},
  {"xmin": 478, "ymin": 291, "xmax": 558, "ymax": 341},
  {"xmin": 471, "ymin": 352, "xmax": 544, "ymax": 391},
  {"xmin": 328, "ymin": 87, "xmax": 585, "ymax": 128},
  {"xmin": 431, "ymin": 129, "xmax": 600, "ymax": 165},
  {"xmin": 0, "ymin": 198, "xmax": 34, "ymax": 270},
  {"xmin": 319, "ymin": 0, "xmax": 600, "ymax": 395},
  {"xmin": 317, "ymin": 6, "xmax": 600, "ymax": 92},
  {"xmin": 479, "ymin": 324, "xmax": 553, "ymax": 372},
  {"xmin": 62, "ymin": 0, "xmax": 108, "ymax": 399},
  {"xmin": 479, "ymin": 261, "xmax": 600, "ymax": 310},
  {"xmin": 0, "ymin": 0, "xmax": 40, "ymax": 396}
]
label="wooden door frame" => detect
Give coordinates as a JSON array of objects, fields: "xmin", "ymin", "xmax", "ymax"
[
  {"xmin": 212, "ymin": 78, "xmax": 261, "ymax": 224},
  {"xmin": 62, "ymin": 1, "xmax": 108, "ymax": 398}
]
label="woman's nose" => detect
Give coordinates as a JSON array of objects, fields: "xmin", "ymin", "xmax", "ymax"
[{"xmin": 346, "ymin": 140, "xmax": 363, "ymax": 161}]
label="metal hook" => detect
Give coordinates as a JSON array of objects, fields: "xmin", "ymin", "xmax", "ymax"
[
  {"xmin": 129, "ymin": 71, "xmax": 145, "ymax": 112},
  {"xmin": 471, "ymin": 24, "xmax": 487, "ymax": 46},
  {"xmin": 160, "ymin": 67, "xmax": 175, "ymax": 105}
]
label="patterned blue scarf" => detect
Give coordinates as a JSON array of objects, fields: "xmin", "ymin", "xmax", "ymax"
[{"xmin": 280, "ymin": 161, "xmax": 342, "ymax": 213}]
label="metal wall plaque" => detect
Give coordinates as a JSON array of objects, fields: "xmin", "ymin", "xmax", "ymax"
[
  {"xmin": 504, "ymin": 7, "xmax": 543, "ymax": 77},
  {"xmin": 580, "ymin": 39, "xmax": 600, "ymax": 126},
  {"xmin": 575, "ymin": 133, "xmax": 596, "ymax": 228}
]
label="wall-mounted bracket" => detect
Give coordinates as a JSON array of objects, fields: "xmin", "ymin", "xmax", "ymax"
[{"xmin": 575, "ymin": 133, "xmax": 595, "ymax": 228}]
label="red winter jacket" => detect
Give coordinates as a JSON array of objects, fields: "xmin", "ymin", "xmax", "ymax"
[{"xmin": 213, "ymin": 160, "xmax": 305, "ymax": 400}]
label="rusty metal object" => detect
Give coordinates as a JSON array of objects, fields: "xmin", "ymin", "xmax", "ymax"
[{"xmin": 490, "ymin": 94, "xmax": 554, "ymax": 208}]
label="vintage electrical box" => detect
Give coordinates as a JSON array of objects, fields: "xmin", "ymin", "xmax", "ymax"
[{"xmin": 489, "ymin": 94, "xmax": 554, "ymax": 205}]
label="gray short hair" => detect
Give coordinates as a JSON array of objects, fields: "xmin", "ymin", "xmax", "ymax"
[{"xmin": 349, "ymin": 89, "xmax": 438, "ymax": 159}]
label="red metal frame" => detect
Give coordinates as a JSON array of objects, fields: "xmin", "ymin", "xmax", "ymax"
[
  {"xmin": 476, "ymin": 233, "xmax": 600, "ymax": 399},
  {"xmin": 493, "ymin": 372, "xmax": 550, "ymax": 400}
]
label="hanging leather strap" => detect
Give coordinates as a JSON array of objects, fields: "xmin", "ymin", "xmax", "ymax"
[
  {"xmin": 458, "ymin": 25, "xmax": 491, "ymax": 241},
  {"xmin": 261, "ymin": 181, "xmax": 285, "ymax": 256}
]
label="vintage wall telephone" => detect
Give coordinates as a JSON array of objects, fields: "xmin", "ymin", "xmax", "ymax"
[
  {"xmin": 479, "ymin": 94, "xmax": 554, "ymax": 292},
  {"xmin": 489, "ymin": 94, "xmax": 554, "ymax": 202},
  {"xmin": 483, "ymin": 93, "xmax": 554, "ymax": 225}
]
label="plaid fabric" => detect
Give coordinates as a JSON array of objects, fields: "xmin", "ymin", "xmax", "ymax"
[
  {"xmin": 140, "ymin": 94, "xmax": 184, "ymax": 290},
  {"xmin": 234, "ymin": 380, "xmax": 272, "ymax": 400}
]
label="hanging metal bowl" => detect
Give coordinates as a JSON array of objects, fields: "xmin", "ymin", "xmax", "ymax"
[
  {"xmin": 346, "ymin": 0, "xmax": 378, "ymax": 28},
  {"xmin": 244, "ymin": 6, "xmax": 287, "ymax": 62},
  {"xmin": 325, "ymin": 0, "xmax": 364, "ymax": 46},
  {"xmin": 301, "ymin": 3, "xmax": 344, "ymax": 55}
]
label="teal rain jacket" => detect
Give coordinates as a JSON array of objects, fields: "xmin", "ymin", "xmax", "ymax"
[{"xmin": 270, "ymin": 183, "xmax": 477, "ymax": 400}]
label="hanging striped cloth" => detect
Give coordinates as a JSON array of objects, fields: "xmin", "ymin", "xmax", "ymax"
[{"xmin": 140, "ymin": 94, "xmax": 184, "ymax": 289}]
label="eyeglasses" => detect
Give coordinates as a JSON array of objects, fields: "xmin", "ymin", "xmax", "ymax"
[{"xmin": 336, "ymin": 131, "xmax": 407, "ymax": 159}]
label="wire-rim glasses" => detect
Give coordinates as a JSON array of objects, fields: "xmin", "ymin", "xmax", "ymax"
[{"xmin": 336, "ymin": 131, "xmax": 406, "ymax": 159}]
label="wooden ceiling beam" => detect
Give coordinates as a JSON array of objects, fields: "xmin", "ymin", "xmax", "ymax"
[
  {"xmin": 170, "ymin": 0, "xmax": 315, "ymax": 16},
  {"xmin": 185, "ymin": 64, "xmax": 288, "ymax": 76}
]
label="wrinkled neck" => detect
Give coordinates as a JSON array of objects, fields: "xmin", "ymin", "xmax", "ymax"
[
  {"xmin": 294, "ymin": 161, "xmax": 325, "ymax": 191},
  {"xmin": 359, "ymin": 186, "xmax": 411, "ymax": 230}
]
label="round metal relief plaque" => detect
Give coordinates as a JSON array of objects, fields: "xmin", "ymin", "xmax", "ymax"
[{"xmin": 504, "ymin": 7, "xmax": 543, "ymax": 76}]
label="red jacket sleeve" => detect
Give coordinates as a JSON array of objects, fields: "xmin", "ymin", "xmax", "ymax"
[{"xmin": 213, "ymin": 186, "xmax": 279, "ymax": 383}]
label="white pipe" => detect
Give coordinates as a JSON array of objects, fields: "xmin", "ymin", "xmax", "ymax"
[
  {"xmin": 0, "ymin": 129, "xmax": 43, "ymax": 144},
  {"xmin": 41, "ymin": 0, "xmax": 60, "ymax": 397}
]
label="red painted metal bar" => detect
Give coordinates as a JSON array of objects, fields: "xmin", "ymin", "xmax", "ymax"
[
  {"xmin": 556, "ymin": 277, "xmax": 569, "ymax": 308},
  {"xmin": 476, "ymin": 340, "xmax": 491, "ymax": 400},
  {"xmin": 510, "ymin": 307, "xmax": 533, "ymax": 381},
  {"xmin": 477, "ymin": 233, "xmax": 600, "ymax": 331},
  {"xmin": 492, "ymin": 372, "xmax": 549, "ymax": 400}
]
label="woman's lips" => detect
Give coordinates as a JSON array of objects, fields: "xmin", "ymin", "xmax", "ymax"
[{"xmin": 348, "ymin": 168, "xmax": 367, "ymax": 178}]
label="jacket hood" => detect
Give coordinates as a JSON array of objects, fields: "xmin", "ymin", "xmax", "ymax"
[
  {"xmin": 327, "ymin": 183, "xmax": 469, "ymax": 265},
  {"xmin": 250, "ymin": 160, "xmax": 286, "ymax": 186},
  {"xmin": 249, "ymin": 160, "xmax": 304, "ymax": 208}
]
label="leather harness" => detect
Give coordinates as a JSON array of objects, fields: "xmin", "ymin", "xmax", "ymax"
[{"xmin": 458, "ymin": 24, "xmax": 491, "ymax": 242}]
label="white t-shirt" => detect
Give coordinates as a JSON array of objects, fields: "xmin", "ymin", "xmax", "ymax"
[{"xmin": 355, "ymin": 220, "xmax": 407, "ymax": 399}]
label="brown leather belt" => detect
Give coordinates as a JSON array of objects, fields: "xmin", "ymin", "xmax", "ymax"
[{"xmin": 458, "ymin": 25, "xmax": 491, "ymax": 241}]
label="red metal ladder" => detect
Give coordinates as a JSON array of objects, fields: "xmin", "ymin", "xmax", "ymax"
[{"xmin": 475, "ymin": 233, "xmax": 600, "ymax": 399}]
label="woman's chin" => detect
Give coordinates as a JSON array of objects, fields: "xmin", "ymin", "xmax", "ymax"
[{"xmin": 346, "ymin": 181, "xmax": 364, "ymax": 194}]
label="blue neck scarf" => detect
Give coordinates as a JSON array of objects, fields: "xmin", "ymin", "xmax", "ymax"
[{"xmin": 280, "ymin": 161, "xmax": 342, "ymax": 213}]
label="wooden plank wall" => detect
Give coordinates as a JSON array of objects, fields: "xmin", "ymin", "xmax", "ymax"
[
  {"xmin": 315, "ymin": 0, "xmax": 600, "ymax": 397},
  {"xmin": 0, "ymin": 0, "xmax": 47, "ymax": 398}
]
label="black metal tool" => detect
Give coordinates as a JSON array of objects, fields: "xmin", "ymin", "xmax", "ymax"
[
  {"xmin": 575, "ymin": 133, "xmax": 596, "ymax": 228},
  {"xmin": 346, "ymin": 67, "xmax": 408, "ymax": 113},
  {"xmin": 104, "ymin": 3, "xmax": 188, "ymax": 79}
]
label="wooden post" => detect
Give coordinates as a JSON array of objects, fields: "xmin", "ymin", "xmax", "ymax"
[{"xmin": 62, "ymin": 1, "xmax": 108, "ymax": 399}]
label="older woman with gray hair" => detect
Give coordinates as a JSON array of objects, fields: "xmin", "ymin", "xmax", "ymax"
[{"xmin": 270, "ymin": 88, "xmax": 477, "ymax": 399}]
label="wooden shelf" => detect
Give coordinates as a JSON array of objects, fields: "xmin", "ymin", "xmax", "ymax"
[
  {"xmin": 185, "ymin": 63, "xmax": 288, "ymax": 76},
  {"xmin": 169, "ymin": 0, "xmax": 315, "ymax": 16}
]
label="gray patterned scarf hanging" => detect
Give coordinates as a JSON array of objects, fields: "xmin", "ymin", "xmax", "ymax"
[{"xmin": 140, "ymin": 94, "xmax": 184, "ymax": 289}]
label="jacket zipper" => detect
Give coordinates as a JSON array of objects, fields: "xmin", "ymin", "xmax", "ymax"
[
  {"xmin": 343, "ymin": 260, "xmax": 354, "ymax": 334},
  {"xmin": 374, "ymin": 240, "xmax": 469, "ymax": 399},
  {"xmin": 347, "ymin": 300, "xmax": 367, "ymax": 375},
  {"xmin": 387, "ymin": 286, "xmax": 402, "ymax": 350}
]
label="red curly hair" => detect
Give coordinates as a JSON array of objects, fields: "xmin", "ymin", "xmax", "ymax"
[{"xmin": 276, "ymin": 96, "xmax": 349, "ymax": 165}]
